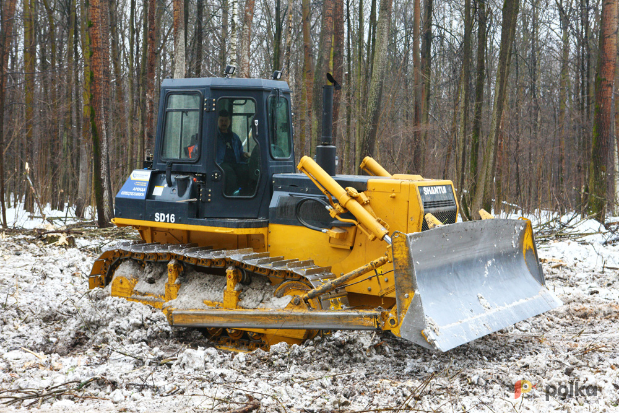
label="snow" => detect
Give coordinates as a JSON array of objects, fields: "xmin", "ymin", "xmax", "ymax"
[
  {"xmin": 0, "ymin": 208, "xmax": 618, "ymax": 412},
  {"xmin": 2, "ymin": 195, "xmax": 95, "ymax": 229}
]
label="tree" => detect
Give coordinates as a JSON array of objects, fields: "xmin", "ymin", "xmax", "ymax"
[
  {"xmin": 360, "ymin": 0, "xmax": 393, "ymax": 157},
  {"xmin": 23, "ymin": 0, "xmax": 36, "ymax": 213},
  {"xmin": 471, "ymin": 0, "xmax": 520, "ymax": 218},
  {"xmin": 239, "ymin": 0, "xmax": 255, "ymax": 77},
  {"xmin": 332, "ymin": 0, "xmax": 345, "ymax": 149},
  {"xmin": 412, "ymin": 0, "xmax": 422, "ymax": 173},
  {"xmin": 173, "ymin": 0, "xmax": 186, "ymax": 78},
  {"xmin": 195, "ymin": 0, "xmax": 203, "ymax": 76},
  {"xmin": 588, "ymin": 0, "xmax": 618, "ymax": 222},
  {"xmin": 456, "ymin": 0, "xmax": 473, "ymax": 202},
  {"xmin": 0, "ymin": 0, "xmax": 18, "ymax": 227},
  {"xmin": 464, "ymin": 0, "xmax": 487, "ymax": 219},
  {"xmin": 298, "ymin": 0, "xmax": 314, "ymax": 156},
  {"xmin": 420, "ymin": 0, "xmax": 433, "ymax": 176},
  {"xmin": 145, "ymin": 0, "xmax": 156, "ymax": 151},
  {"xmin": 557, "ymin": 0, "xmax": 570, "ymax": 208},
  {"xmin": 89, "ymin": 0, "xmax": 114, "ymax": 225}
]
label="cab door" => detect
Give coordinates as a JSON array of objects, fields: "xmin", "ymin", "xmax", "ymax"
[{"xmin": 202, "ymin": 90, "xmax": 268, "ymax": 220}]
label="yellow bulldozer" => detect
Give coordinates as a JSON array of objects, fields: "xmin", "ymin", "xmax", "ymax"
[{"xmin": 89, "ymin": 73, "xmax": 561, "ymax": 352}]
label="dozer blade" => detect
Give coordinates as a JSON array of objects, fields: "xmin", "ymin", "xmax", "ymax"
[{"xmin": 391, "ymin": 219, "xmax": 562, "ymax": 352}]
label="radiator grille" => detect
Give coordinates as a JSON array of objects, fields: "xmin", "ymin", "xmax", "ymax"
[
  {"xmin": 419, "ymin": 184, "xmax": 457, "ymax": 231},
  {"xmin": 423, "ymin": 199, "xmax": 456, "ymax": 209}
]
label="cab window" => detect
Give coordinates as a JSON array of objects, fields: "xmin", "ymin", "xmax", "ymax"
[
  {"xmin": 215, "ymin": 98, "xmax": 261, "ymax": 197},
  {"xmin": 161, "ymin": 93, "xmax": 201, "ymax": 161},
  {"xmin": 267, "ymin": 95, "xmax": 292, "ymax": 159}
]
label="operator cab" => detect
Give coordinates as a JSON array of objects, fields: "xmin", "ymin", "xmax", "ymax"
[{"xmin": 114, "ymin": 77, "xmax": 295, "ymax": 226}]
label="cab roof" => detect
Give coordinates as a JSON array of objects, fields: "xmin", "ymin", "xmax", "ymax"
[{"xmin": 161, "ymin": 77, "xmax": 291, "ymax": 92}]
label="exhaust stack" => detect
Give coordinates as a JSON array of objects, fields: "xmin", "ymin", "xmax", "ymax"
[{"xmin": 316, "ymin": 74, "xmax": 340, "ymax": 176}]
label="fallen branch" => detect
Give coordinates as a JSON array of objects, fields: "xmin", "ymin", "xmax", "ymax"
[
  {"xmin": 0, "ymin": 377, "xmax": 104, "ymax": 407},
  {"xmin": 229, "ymin": 396, "xmax": 260, "ymax": 413}
]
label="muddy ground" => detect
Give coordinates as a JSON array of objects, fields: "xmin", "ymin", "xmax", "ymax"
[{"xmin": 0, "ymin": 230, "xmax": 618, "ymax": 412}]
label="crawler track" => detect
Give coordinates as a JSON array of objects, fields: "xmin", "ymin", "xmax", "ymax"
[{"xmin": 89, "ymin": 242, "xmax": 348, "ymax": 350}]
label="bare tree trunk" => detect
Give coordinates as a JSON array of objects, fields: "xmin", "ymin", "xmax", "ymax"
[
  {"xmin": 465, "ymin": 0, "xmax": 487, "ymax": 219},
  {"xmin": 273, "ymin": 0, "xmax": 283, "ymax": 70},
  {"xmin": 588, "ymin": 0, "xmax": 618, "ymax": 222},
  {"xmin": 66, "ymin": 0, "xmax": 79, "ymax": 207},
  {"xmin": 127, "ymin": 0, "xmax": 136, "ymax": 170},
  {"xmin": 366, "ymin": 0, "xmax": 377, "ymax": 78},
  {"xmin": 332, "ymin": 0, "xmax": 344, "ymax": 148},
  {"xmin": 194, "ymin": 0, "xmax": 203, "ymax": 76},
  {"xmin": 299, "ymin": 0, "xmax": 313, "ymax": 157},
  {"xmin": 344, "ymin": 0, "xmax": 352, "ymax": 173},
  {"xmin": 82, "ymin": 0, "xmax": 104, "ymax": 224},
  {"xmin": 42, "ymin": 0, "xmax": 61, "ymax": 210},
  {"xmin": 137, "ymin": 0, "xmax": 148, "ymax": 167},
  {"xmin": 24, "ymin": 0, "xmax": 36, "ymax": 213},
  {"xmin": 412, "ymin": 0, "xmax": 422, "ymax": 173},
  {"xmin": 76, "ymin": 0, "xmax": 92, "ymax": 218},
  {"xmin": 0, "ymin": 0, "xmax": 18, "ymax": 227},
  {"xmin": 615, "ymin": 6, "xmax": 619, "ymax": 214},
  {"xmin": 239, "ymin": 0, "xmax": 254, "ymax": 77},
  {"xmin": 558, "ymin": 0, "xmax": 570, "ymax": 208},
  {"xmin": 145, "ymin": 0, "xmax": 156, "ymax": 151},
  {"xmin": 229, "ymin": 0, "xmax": 238, "ymax": 69},
  {"xmin": 173, "ymin": 0, "xmax": 186, "ymax": 77},
  {"xmin": 354, "ymin": 0, "xmax": 364, "ymax": 171},
  {"xmin": 90, "ymin": 0, "xmax": 114, "ymax": 225},
  {"xmin": 109, "ymin": 0, "xmax": 129, "ymax": 178},
  {"xmin": 283, "ymin": 0, "xmax": 295, "ymax": 78},
  {"xmin": 471, "ymin": 0, "xmax": 520, "ymax": 218},
  {"xmin": 221, "ymin": 0, "xmax": 228, "ymax": 71},
  {"xmin": 360, "ymin": 0, "xmax": 393, "ymax": 157},
  {"xmin": 456, "ymin": 0, "xmax": 472, "ymax": 202},
  {"xmin": 420, "ymin": 0, "xmax": 432, "ymax": 176}
]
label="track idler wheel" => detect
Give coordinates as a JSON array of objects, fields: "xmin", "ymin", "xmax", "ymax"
[{"xmin": 260, "ymin": 280, "xmax": 322, "ymax": 345}]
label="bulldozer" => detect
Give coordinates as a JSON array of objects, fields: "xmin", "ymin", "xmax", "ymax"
[{"xmin": 89, "ymin": 72, "xmax": 561, "ymax": 352}]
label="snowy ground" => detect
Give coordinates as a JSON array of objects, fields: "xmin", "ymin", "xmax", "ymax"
[
  {"xmin": 0, "ymin": 216, "xmax": 618, "ymax": 412},
  {"xmin": 0, "ymin": 197, "xmax": 95, "ymax": 230}
]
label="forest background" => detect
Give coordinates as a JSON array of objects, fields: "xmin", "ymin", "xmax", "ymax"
[{"xmin": 0, "ymin": 0, "xmax": 617, "ymax": 227}]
